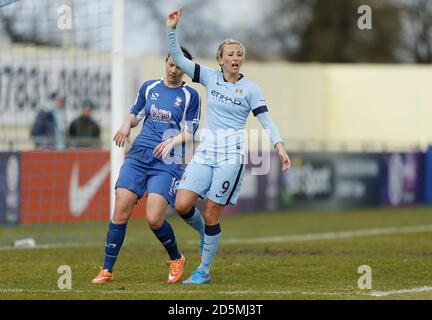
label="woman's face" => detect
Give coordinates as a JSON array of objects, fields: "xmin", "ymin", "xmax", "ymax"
[
  {"xmin": 165, "ymin": 56, "xmax": 185, "ymax": 85},
  {"xmin": 218, "ymin": 43, "xmax": 244, "ymax": 75}
]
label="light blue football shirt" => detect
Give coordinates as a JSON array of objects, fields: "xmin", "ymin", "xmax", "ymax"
[{"xmin": 167, "ymin": 28, "xmax": 283, "ymax": 155}]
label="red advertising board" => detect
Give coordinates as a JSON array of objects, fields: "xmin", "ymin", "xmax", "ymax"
[{"xmin": 20, "ymin": 150, "xmax": 146, "ymax": 224}]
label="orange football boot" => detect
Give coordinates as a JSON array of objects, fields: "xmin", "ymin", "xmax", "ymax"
[
  {"xmin": 91, "ymin": 268, "xmax": 113, "ymax": 284},
  {"xmin": 166, "ymin": 254, "xmax": 186, "ymax": 283}
]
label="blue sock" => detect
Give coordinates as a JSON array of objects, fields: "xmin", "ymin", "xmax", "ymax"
[
  {"xmin": 181, "ymin": 207, "xmax": 205, "ymax": 256},
  {"xmin": 198, "ymin": 224, "xmax": 221, "ymax": 275},
  {"xmin": 103, "ymin": 221, "xmax": 127, "ymax": 272},
  {"xmin": 152, "ymin": 219, "xmax": 181, "ymax": 260}
]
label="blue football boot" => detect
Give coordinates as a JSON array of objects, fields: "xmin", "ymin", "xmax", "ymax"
[{"xmin": 182, "ymin": 268, "xmax": 210, "ymax": 284}]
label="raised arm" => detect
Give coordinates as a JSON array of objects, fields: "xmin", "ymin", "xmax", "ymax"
[{"xmin": 166, "ymin": 9, "xmax": 196, "ymax": 78}]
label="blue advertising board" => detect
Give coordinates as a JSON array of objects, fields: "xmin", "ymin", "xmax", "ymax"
[
  {"xmin": 227, "ymin": 150, "xmax": 426, "ymax": 214},
  {"xmin": 280, "ymin": 152, "xmax": 381, "ymax": 210},
  {"xmin": 380, "ymin": 152, "xmax": 424, "ymax": 207}
]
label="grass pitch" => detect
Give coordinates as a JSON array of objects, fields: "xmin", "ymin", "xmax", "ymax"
[{"xmin": 1, "ymin": 207, "xmax": 432, "ymax": 300}]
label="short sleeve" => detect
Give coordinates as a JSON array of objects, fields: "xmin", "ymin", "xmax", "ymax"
[
  {"xmin": 130, "ymin": 82, "xmax": 147, "ymax": 121},
  {"xmin": 191, "ymin": 63, "xmax": 216, "ymax": 88}
]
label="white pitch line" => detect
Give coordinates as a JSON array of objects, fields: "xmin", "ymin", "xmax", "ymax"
[
  {"xmin": 0, "ymin": 288, "xmax": 348, "ymax": 296},
  {"xmin": 213, "ymin": 224, "xmax": 432, "ymax": 244},
  {"xmin": 2, "ymin": 224, "xmax": 432, "ymax": 251},
  {"xmin": 369, "ymin": 286, "xmax": 432, "ymax": 297},
  {"xmin": 2, "ymin": 287, "xmax": 431, "ymax": 298},
  {"xmin": 0, "ymin": 242, "xmax": 100, "ymax": 251}
]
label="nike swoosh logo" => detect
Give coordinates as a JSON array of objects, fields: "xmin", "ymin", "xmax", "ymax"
[
  {"xmin": 168, "ymin": 274, "xmax": 176, "ymax": 281},
  {"xmin": 69, "ymin": 161, "xmax": 110, "ymax": 217},
  {"xmin": 215, "ymin": 194, "xmax": 225, "ymax": 198}
]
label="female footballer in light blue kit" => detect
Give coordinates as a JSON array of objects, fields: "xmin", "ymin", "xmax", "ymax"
[
  {"xmin": 91, "ymin": 47, "xmax": 205, "ymax": 284},
  {"xmin": 167, "ymin": 9, "xmax": 291, "ymax": 284}
]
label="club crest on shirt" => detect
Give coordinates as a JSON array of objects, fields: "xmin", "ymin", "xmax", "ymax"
[
  {"xmin": 235, "ymin": 87, "xmax": 244, "ymax": 95},
  {"xmin": 174, "ymin": 96, "xmax": 183, "ymax": 108}
]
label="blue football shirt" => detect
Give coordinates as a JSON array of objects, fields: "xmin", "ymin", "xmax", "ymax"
[{"xmin": 128, "ymin": 79, "xmax": 200, "ymax": 162}]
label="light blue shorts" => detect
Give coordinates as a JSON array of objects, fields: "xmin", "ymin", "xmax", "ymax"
[{"xmin": 177, "ymin": 151, "xmax": 245, "ymax": 206}]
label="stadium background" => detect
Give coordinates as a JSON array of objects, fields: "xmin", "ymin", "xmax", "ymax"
[{"xmin": 1, "ymin": 45, "xmax": 431, "ymax": 232}]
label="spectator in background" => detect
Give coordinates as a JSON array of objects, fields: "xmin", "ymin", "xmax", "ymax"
[
  {"xmin": 30, "ymin": 92, "xmax": 67, "ymax": 150},
  {"xmin": 68, "ymin": 99, "xmax": 101, "ymax": 148}
]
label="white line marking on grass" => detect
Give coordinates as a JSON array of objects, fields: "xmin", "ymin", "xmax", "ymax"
[
  {"xmin": 3, "ymin": 224, "xmax": 432, "ymax": 250},
  {"xmin": 3, "ymin": 287, "xmax": 432, "ymax": 298},
  {"xmin": 215, "ymin": 224, "xmax": 432, "ymax": 244},
  {"xmin": 369, "ymin": 286, "xmax": 432, "ymax": 297},
  {"xmin": 0, "ymin": 288, "xmax": 348, "ymax": 296},
  {"xmin": 0, "ymin": 242, "xmax": 101, "ymax": 251}
]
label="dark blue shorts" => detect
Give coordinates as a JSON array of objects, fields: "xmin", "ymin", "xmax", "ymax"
[{"xmin": 115, "ymin": 149, "xmax": 182, "ymax": 206}]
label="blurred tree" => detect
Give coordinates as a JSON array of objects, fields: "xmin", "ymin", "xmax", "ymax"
[
  {"xmin": 295, "ymin": 0, "xmax": 402, "ymax": 63},
  {"xmin": 255, "ymin": 0, "xmax": 432, "ymax": 64},
  {"xmin": 2, "ymin": 0, "xmax": 430, "ymax": 63},
  {"xmin": 398, "ymin": 0, "xmax": 432, "ymax": 63},
  {"xmin": 243, "ymin": 0, "xmax": 315, "ymax": 61}
]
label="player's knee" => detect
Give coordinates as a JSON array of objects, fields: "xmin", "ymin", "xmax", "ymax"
[
  {"xmin": 112, "ymin": 203, "xmax": 133, "ymax": 224},
  {"xmin": 203, "ymin": 211, "xmax": 219, "ymax": 225},
  {"xmin": 175, "ymin": 198, "xmax": 192, "ymax": 216},
  {"xmin": 146, "ymin": 212, "xmax": 164, "ymax": 230},
  {"xmin": 113, "ymin": 193, "xmax": 135, "ymax": 223},
  {"xmin": 112, "ymin": 210, "xmax": 130, "ymax": 224}
]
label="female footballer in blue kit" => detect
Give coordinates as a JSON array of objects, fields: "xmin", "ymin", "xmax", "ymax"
[
  {"xmin": 91, "ymin": 47, "xmax": 205, "ymax": 284},
  {"xmin": 167, "ymin": 9, "xmax": 291, "ymax": 284}
]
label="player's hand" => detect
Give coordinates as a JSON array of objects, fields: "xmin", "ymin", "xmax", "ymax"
[
  {"xmin": 153, "ymin": 138, "xmax": 175, "ymax": 159},
  {"xmin": 275, "ymin": 142, "xmax": 291, "ymax": 172},
  {"xmin": 167, "ymin": 8, "xmax": 182, "ymax": 29},
  {"xmin": 113, "ymin": 122, "xmax": 131, "ymax": 147}
]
